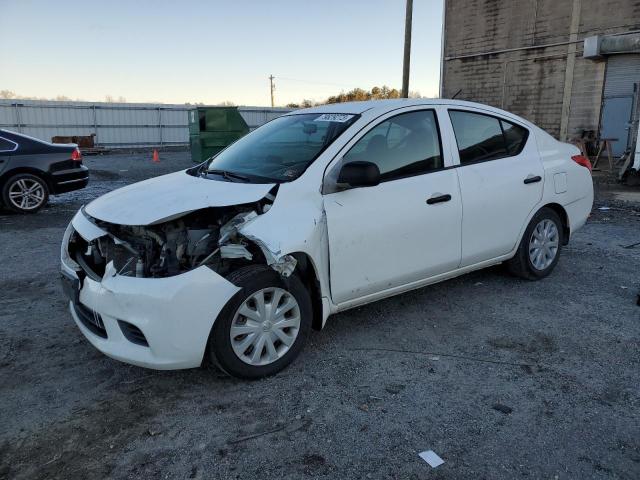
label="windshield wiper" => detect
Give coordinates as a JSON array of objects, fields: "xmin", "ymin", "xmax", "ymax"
[{"xmin": 207, "ymin": 169, "xmax": 251, "ymax": 182}]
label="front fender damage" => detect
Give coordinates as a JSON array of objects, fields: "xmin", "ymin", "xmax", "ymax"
[
  {"xmin": 238, "ymin": 229, "xmax": 298, "ymax": 277},
  {"xmin": 216, "ymin": 209, "xmax": 298, "ymax": 277}
]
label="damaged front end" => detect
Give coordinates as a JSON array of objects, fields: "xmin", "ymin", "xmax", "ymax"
[
  {"xmin": 61, "ymin": 186, "xmax": 304, "ymax": 370},
  {"xmin": 68, "ymin": 187, "xmax": 296, "ymax": 281}
]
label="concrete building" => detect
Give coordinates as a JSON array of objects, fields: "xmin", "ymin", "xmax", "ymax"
[{"xmin": 441, "ymin": 0, "xmax": 640, "ymax": 156}]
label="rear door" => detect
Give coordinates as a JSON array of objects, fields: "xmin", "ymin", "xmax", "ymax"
[{"xmin": 447, "ymin": 109, "xmax": 543, "ymax": 267}]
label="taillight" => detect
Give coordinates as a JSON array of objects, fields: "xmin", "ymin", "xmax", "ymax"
[
  {"xmin": 71, "ymin": 148, "xmax": 82, "ymax": 162},
  {"xmin": 571, "ymin": 154, "xmax": 591, "ymax": 172}
]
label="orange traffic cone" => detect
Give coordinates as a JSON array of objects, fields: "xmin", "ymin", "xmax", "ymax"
[{"xmin": 152, "ymin": 149, "xmax": 160, "ymax": 163}]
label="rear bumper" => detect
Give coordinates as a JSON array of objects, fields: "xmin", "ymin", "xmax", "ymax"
[
  {"xmin": 51, "ymin": 166, "xmax": 89, "ymax": 194},
  {"xmin": 565, "ymin": 190, "xmax": 594, "ymax": 239}
]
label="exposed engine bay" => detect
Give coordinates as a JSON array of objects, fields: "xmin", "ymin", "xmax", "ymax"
[{"xmin": 68, "ymin": 190, "xmax": 294, "ymax": 280}]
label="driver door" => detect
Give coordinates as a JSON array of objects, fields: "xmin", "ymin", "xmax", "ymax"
[{"xmin": 323, "ymin": 108, "xmax": 462, "ymax": 306}]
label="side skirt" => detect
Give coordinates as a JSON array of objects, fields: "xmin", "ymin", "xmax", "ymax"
[{"xmin": 332, "ymin": 254, "xmax": 514, "ymax": 314}]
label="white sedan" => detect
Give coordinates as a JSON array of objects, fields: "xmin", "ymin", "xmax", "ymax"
[{"xmin": 60, "ymin": 99, "xmax": 593, "ymax": 378}]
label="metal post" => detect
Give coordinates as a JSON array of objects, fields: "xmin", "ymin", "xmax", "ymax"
[
  {"xmin": 560, "ymin": 0, "xmax": 581, "ymax": 141},
  {"xmin": 269, "ymin": 75, "xmax": 275, "ymax": 107},
  {"xmin": 401, "ymin": 0, "xmax": 413, "ymax": 98},
  {"xmin": 14, "ymin": 103, "xmax": 21, "ymax": 132},
  {"xmin": 93, "ymin": 105, "xmax": 97, "ymax": 145},
  {"xmin": 438, "ymin": 0, "xmax": 446, "ymax": 98},
  {"xmin": 158, "ymin": 107, "xmax": 163, "ymax": 146}
]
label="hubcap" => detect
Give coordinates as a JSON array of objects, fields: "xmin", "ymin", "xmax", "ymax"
[
  {"xmin": 8, "ymin": 178, "xmax": 46, "ymax": 210},
  {"xmin": 230, "ymin": 287, "xmax": 301, "ymax": 366},
  {"xmin": 529, "ymin": 219, "xmax": 559, "ymax": 271}
]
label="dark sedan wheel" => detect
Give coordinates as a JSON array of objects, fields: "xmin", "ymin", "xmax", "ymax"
[{"xmin": 2, "ymin": 173, "xmax": 49, "ymax": 213}]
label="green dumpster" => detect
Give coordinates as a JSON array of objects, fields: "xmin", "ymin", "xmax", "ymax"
[{"xmin": 189, "ymin": 107, "xmax": 250, "ymax": 163}]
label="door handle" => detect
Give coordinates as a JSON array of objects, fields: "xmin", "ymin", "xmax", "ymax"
[
  {"xmin": 426, "ymin": 194, "xmax": 451, "ymax": 205},
  {"xmin": 523, "ymin": 175, "xmax": 542, "ymax": 184}
]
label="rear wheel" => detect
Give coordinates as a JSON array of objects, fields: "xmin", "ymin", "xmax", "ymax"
[
  {"xmin": 2, "ymin": 173, "xmax": 49, "ymax": 213},
  {"xmin": 507, "ymin": 207, "xmax": 563, "ymax": 280},
  {"xmin": 208, "ymin": 265, "xmax": 312, "ymax": 379}
]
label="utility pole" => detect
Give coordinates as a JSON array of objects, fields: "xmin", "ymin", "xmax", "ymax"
[
  {"xmin": 401, "ymin": 0, "xmax": 413, "ymax": 98},
  {"xmin": 269, "ymin": 75, "xmax": 275, "ymax": 107}
]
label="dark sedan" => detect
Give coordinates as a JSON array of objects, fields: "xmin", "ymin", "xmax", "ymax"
[{"xmin": 0, "ymin": 129, "xmax": 89, "ymax": 213}]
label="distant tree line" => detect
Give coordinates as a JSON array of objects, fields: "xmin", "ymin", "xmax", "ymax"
[
  {"xmin": 286, "ymin": 85, "xmax": 422, "ymax": 108},
  {"xmin": 0, "ymin": 90, "xmax": 238, "ymax": 106},
  {"xmin": 1, "ymin": 86, "xmax": 423, "ymax": 108},
  {"xmin": 0, "ymin": 90, "xmax": 127, "ymax": 103}
]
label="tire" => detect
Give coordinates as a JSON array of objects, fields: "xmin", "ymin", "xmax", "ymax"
[
  {"xmin": 1, "ymin": 173, "xmax": 49, "ymax": 213},
  {"xmin": 208, "ymin": 264, "xmax": 312, "ymax": 379},
  {"xmin": 507, "ymin": 207, "xmax": 563, "ymax": 280}
]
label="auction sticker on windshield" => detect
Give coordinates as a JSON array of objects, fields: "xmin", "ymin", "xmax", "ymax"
[{"xmin": 314, "ymin": 114, "xmax": 354, "ymax": 123}]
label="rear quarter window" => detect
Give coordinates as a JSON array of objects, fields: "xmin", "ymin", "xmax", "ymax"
[
  {"xmin": 501, "ymin": 120, "xmax": 528, "ymax": 155},
  {"xmin": 448, "ymin": 110, "xmax": 529, "ymax": 164},
  {"xmin": 0, "ymin": 137, "xmax": 17, "ymax": 152}
]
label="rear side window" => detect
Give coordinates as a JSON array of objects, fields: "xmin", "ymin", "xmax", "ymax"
[
  {"xmin": 449, "ymin": 110, "xmax": 528, "ymax": 164},
  {"xmin": 0, "ymin": 137, "xmax": 17, "ymax": 152}
]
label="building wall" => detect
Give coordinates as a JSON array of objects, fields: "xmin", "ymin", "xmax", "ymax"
[{"xmin": 442, "ymin": 0, "xmax": 640, "ymax": 140}]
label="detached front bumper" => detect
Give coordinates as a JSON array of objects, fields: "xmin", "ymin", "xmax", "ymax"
[{"xmin": 61, "ymin": 210, "xmax": 240, "ymax": 370}]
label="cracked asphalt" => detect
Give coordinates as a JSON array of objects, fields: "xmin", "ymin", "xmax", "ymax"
[{"xmin": 1, "ymin": 150, "xmax": 639, "ymax": 479}]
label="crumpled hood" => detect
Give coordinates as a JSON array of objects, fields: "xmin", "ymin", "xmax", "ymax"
[{"xmin": 85, "ymin": 170, "xmax": 275, "ymax": 225}]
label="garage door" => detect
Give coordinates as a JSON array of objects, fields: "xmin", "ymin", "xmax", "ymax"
[{"xmin": 600, "ymin": 54, "xmax": 640, "ymax": 156}]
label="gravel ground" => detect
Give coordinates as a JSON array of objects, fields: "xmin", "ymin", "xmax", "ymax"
[{"xmin": 1, "ymin": 151, "xmax": 639, "ymax": 479}]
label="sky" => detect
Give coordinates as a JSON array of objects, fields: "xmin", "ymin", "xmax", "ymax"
[{"xmin": 0, "ymin": 0, "xmax": 444, "ymax": 106}]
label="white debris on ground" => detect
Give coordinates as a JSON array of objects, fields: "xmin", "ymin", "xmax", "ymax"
[{"xmin": 419, "ymin": 450, "xmax": 445, "ymax": 468}]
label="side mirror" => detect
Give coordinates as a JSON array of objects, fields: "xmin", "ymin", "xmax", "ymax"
[{"xmin": 337, "ymin": 161, "xmax": 380, "ymax": 188}]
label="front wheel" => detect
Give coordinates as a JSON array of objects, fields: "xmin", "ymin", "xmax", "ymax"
[
  {"xmin": 208, "ymin": 265, "xmax": 312, "ymax": 379},
  {"xmin": 507, "ymin": 207, "xmax": 563, "ymax": 280}
]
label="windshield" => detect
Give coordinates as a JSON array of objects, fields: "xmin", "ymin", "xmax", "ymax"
[{"xmin": 205, "ymin": 113, "xmax": 359, "ymax": 183}]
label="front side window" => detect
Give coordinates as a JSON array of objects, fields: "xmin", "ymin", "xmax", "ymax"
[
  {"xmin": 449, "ymin": 110, "xmax": 528, "ymax": 164},
  {"xmin": 343, "ymin": 110, "xmax": 443, "ymax": 181},
  {"xmin": 205, "ymin": 113, "xmax": 358, "ymax": 183}
]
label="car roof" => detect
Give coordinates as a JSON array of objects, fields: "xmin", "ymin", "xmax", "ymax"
[
  {"xmin": 0, "ymin": 129, "xmax": 41, "ymax": 142},
  {"xmin": 287, "ymin": 99, "xmax": 533, "ymax": 127}
]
